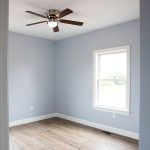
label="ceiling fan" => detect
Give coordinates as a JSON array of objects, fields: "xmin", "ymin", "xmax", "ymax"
[{"xmin": 25, "ymin": 8, "xmax": 84, "ymax": 32}]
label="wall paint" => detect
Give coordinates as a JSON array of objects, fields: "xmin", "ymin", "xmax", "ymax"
[
  {"xmin": 55, "ymin": 20, "xmax": 140, "ymax": 133},
  {"xmin": 8, "ymin": 20, "xmax": 140, "ymax": 134},
  {"xmin": 140, "ymin": 0, "xmax": 150, "ymax": 149},
  {"xmin": 8, "ymin": 32, "xmax": 55, "ymax": 122}
]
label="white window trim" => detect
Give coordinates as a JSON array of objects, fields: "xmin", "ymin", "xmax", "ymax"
[{"xmin": 93, "ymin": 45, "xmax": 131, "ymax": 115}]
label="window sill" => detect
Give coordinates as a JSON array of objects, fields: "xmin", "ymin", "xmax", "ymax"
[{"xmin": 93, "ymin": 106, "xmax": 130, "ymax": 116}]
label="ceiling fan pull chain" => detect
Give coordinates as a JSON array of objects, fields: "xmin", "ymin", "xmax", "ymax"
[{"xmin": 54, "ymin": 32, "xmax": 56, "ymax": 41}]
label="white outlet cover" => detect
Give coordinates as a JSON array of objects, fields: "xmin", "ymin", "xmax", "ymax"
[
  {"xmin": 30, "ymin": 106, "xmax": 34, "ymax": 111},
  {"xmin": 112, "ymin": 114, "xmax": 116, "ymax": 119}
]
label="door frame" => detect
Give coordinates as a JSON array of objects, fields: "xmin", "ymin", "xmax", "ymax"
[{"xmin": 0, "ymin": 0, "xmax": 9, "ymax": 149}]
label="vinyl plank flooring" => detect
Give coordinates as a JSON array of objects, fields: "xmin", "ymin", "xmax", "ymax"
[{"xmin": 9, "ymin": 118, "xmax": 138, "ymax": 150}]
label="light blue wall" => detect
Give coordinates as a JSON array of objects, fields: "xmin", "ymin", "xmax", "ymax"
[
  {"xmin": 8, "ymin": 20, "xmax": 140, "ymax": 134},
  {"xmin": 55, "ymin": 20, "xmax": 140, "ymax": 133},
  {"xmin": 140, "ymin": 0, "xmax": 150, "ymax": 149},
  {"xmin": 8, "ymin": 32, "xmax": 55, "ymax": 122}
]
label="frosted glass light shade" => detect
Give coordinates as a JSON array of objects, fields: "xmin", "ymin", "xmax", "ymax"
[{"xmin": 48, "ymin": 21, "xmax": 57, "ymax": 28}]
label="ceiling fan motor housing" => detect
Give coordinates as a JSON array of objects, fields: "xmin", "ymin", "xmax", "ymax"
[{"xmin": 46, "ymin": 9, "xmax": 60, "ymax": 19}]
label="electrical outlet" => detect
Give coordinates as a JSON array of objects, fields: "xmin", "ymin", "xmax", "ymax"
[
  {"xmin": 112, "ymin": 114, "xmax": 116, "ymax": 119},
  {"xmin": 30, "ymin": 106, "xmax": 34, "ymax": 111}
]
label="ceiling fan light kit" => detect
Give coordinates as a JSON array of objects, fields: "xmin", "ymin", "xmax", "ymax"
[
  {"xmin": 48, "ymin": 19, "xmax": 58, "ymax": 28},
  {"xmin": 25, "ymin": 8, "xmax": 84, "ymax": 32}
]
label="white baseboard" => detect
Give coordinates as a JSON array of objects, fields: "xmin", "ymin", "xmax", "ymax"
[
  {"xmin": 55, "ymin": 113, "xmax": 139, "ymax": 140},
  {"xmin": 9, "ymin": 113, "xmax": 56, "ymax": 127},
  {"xmin": 9, "ymin": 113, "xmax": 139, "ymax": 140}
]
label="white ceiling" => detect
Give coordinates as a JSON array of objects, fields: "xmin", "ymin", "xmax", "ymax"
[{"xmin": 9, "ymin": 0, "xmax": 139, "ymax": 41}]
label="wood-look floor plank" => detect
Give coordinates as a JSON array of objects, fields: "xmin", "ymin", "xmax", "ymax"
[{"xmin": 10, "ymin": 118, "xmax": 138, "ymax": 150}]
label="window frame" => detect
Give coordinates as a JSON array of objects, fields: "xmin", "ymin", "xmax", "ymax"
[{"xmin": 93, "ymin": 45, "xmax": 131, "ymax": 115}]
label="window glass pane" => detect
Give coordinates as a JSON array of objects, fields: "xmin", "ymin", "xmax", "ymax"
[{"xmin": 97, "ymin": 52, "xmax": 127, "ymax": 110}]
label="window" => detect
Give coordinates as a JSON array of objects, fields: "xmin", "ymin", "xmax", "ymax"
[{"xmin": 93, "ymin": 46, "xmax": 130, "ymax": 115}]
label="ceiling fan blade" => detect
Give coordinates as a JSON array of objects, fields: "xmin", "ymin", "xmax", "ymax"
[
  {"xmin": 59, "ymin": 19, "xmax": 83, "ymax": 26},
  {"xmin": 26, "ymin": 21, "xmax": 47, "ymax": 26},
  {"xmin": 53, "ymin": 26, "xmax": 59, "ymax": 32},
  {"xmin": 25, "ymin": 11, "xmax": 47, "ymax": 18},
  {"xmin": 58, "ymin": 8, "xmax": 73, "ymax": 18}
]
